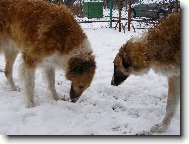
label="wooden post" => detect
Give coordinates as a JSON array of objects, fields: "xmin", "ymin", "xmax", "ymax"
[
  {"xmin": 110, "ymin": 0, "xmax": 113, "ymax": 28},
  {"xmin": 139, "ymin": 0, "xmax": 141, "ymax": 18},
  {"xmin": 118, "ymin": 0, "xmax": 122, "ymax": 32},
  {"xmin": 175, "ymin": 0, "xmax": 179, "ymax": 12},
  {"xmin": 128, "ymin": 0, "xmax": 131, "ymax": 31}
]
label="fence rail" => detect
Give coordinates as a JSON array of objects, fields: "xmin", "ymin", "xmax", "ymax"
[{"xmin": 46, "ymin": 0, "xmax": 180, "ymax": 32}]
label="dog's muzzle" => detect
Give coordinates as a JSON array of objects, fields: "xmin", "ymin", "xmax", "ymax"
[
  {"xmin": 111, "ymin": 74, "xmax": 128, "ymax": 86},
  {"xmin": 70, "ymin": 84, "xmax": 79, "ymax": 103},
  {"xmin": 111, "ymin": 76, "xmax": 116, "ymax": 86},
  {"xmin": 111, "ymin": 66, "xmax": 129, "ymax": 86},
  {"xmin": 71, "ymin": 97, "xmax": 79, "ymax": 103}
]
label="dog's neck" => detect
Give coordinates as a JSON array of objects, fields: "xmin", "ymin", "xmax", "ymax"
[{"xmin": 48, "ymin": 38, "xmax": 94, "ymax": 72}]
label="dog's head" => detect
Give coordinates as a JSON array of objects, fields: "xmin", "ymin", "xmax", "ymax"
[
  {"xmin": 66, "ymin": 56, "xmax": 96, "ymax": 103},
  {"xmin": 111, "ymin": 41, "xmax": 149, "ymax": 86}
]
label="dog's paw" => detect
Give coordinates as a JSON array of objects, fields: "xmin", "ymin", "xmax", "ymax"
[
  {"xmin": 136, "ymin": 130, "xmax": 151, "ymax": 135},
  {"xmin": 53, "ymin": 95, "xmax": 67, "ymax": 101},
  {"xmin": 150, "ymin": 123, "xmax": 167, "ymax": 134},
  {"xmin": 26, "ymin": 102, "xmax": 36, "ymax": 108},
  {"xmin": 11, "ymin": 85, "xmax": 21, "ymax": 92}
]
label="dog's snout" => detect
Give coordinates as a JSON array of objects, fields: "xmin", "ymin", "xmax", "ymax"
[
  {"xmin": 71, "ymin": 97, "xmax": 79, "ymax": 103},
  {"xmin": 111, "ymin": 80, "xmax": 114, "ymax": 86},
  {"xmin": 111, "ymin": 68, "xmax": 129, "ymax": 86},
  {"xmin": 111, "ymin": 80, "xmax": 118, "ymax": 86},
  {"xmin": 111, "ymin": 76, "xmax": 118, "ymax": 86},
  {"xmin": 70, "ymin": 83, "xmax": 80, "ymax": 103},
  {"xmin": 111, "ymin": 75, "xmax": 115, "ymax": 85}
]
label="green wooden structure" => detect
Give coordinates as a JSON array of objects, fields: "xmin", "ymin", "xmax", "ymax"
[{"xmin": 83, "ymin": 0, "xmax": 103, "ymax": 19}]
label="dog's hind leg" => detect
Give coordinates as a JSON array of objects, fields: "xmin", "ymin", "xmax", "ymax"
[
  {"xmin": 4, "ymin": 45, "xmax": 18, "ymax": 91},
  {"xmin": 44, "ymin": 66, "xmax": 63, "ymax": 101},
  {"xmin": 20, "ymin": 61, "xmax": 36, "ymax": 108},
  {"xmin": 150, "ymin": 76, "xmax": 180, "ymax": 133}
]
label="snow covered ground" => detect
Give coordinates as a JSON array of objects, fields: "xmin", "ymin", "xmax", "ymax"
[{"xmin": 0, "ymin": 22, "xmax": 180, "ymax": 135}]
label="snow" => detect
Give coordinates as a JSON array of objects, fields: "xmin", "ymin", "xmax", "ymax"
[
  {"xmin": 134, "ymin": 0, "xmax": 176, "ymax": 4},
  {"xmin": 0, "ymin": 22, "xmax": 180, "ymax": 135}
]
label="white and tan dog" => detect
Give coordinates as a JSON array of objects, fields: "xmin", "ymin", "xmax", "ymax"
[
  {"xmin": 111, "ymin": 12, "xmax": 180, "ymax": 133},
  {"xmin": 0, "ymin": 0, "xmax": 96, "ymax": 107}
]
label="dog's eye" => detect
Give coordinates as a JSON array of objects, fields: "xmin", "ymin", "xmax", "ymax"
[
  {"xmin": 79, "ymin": 85, "xmax": 84, "ymax": 89},
  {"xmin": 122, "ymin": 58, "xmax": 131, "ymax": 69}
]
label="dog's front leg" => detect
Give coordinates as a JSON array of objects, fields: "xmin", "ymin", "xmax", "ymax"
[
  {"xmin": 150, "ymin": 76, "xmax": 180, "ymax": 133},
  {"xmin": 21, "ymin": 62, "xmax": 36, "ymax": 108},
  {"xmin": 4, "ymin": 45, "xmax": 18, "ymax": 91},
  {"xmin": 44, "ymin": 66, "xmax": 62, "ymax": 101}
]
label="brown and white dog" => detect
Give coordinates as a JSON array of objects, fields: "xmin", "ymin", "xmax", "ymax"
[
  {"xmin": 111, "ymin": 12, "xmax": 180, "ymax": 133},
  {"xmin": 0, "ymin": 0, "xmax": 96, "ymax": 107}
]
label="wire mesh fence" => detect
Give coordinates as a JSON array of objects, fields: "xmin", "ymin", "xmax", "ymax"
[{"xmin": 46, "ymin": 0, "xmax": 180, "ymax": 32}]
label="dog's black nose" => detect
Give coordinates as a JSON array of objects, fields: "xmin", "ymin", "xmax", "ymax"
[
  {"xmin": 111, "ymin": 80, "xmax": 115, "ymax": 86},
  {"xmin": 111, "ymin": 70, "xmax": 129, "ymax": 86},
  {"xmin": 71, "ymin": 98, "xmax": 79, "ymax": 103}
]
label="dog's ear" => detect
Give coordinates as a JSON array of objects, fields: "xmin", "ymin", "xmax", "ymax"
[
  {"xmin": 70, "ymin": 59, "xmax": 96, "ymax": 75},
  {"xmin": 71, "ymin": 65, "xmax": 84, "ymax": 75},
  {"xmin": 121, "ymin": 57, "xmax": 131, "ymax": 70}
]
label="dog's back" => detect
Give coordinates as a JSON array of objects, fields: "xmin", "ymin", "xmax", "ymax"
[
  {"xmin": 146, "ymin": 12, "xmax": 180, "ymax": 75},
  {"xmin": 0, "ymin": 0, "xmax": 86, "ymax": 59}
]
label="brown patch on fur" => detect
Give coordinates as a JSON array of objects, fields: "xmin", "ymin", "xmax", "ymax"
[
  {"xmin": 0, "ymin": 0, "xmax": 86, "ymax": 68},
  {"xmin": 146, "ymin": 12, "xmax": 180, "ymax": 67},
  {"xmin": 66, "ymin": 56, "xmax": 96, "ymax": 99},
  {"xmin": 114, "ymin": 41, "xmax": 149, "ymax": 75},
  {"xmin": 66, "ymin": 56, "xmax": 96, "ymax": 86},
  {"xmin": 114, "ymin": 12, "xmax": 180, "ymax": 75},
  {"xmin": 67, "ymin": 57, "xmax": 96, "ymax": 76}
]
